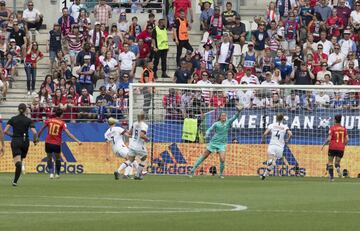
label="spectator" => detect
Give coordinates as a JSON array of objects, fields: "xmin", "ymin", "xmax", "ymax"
[
  {"xmin": 100, "ymin": 50, "xmax": 118, "ymax": 84},
  {"xmin": 326, "ymin": 9, "xmax": 344, "ymax": 40},
  {"xmin": 266, "ymin": 1, "xmax": 277, "ymax": 23},
  {"xmin": 221, "ymin": 2, "xmax": 238, "ymax": 29},
  {"xmin": 137, "ymin": 24, "xmax": 153, "ymax": 49},
  {"xmin": 61, "ymin": 94, "xmax": 77, "ymax": 122},
  {"xmin": 78, "ymin": 9, "xmax": 91, "ymax": 41},
  {"xmin": 118, "ymin": 43, "xmax": 136, "ymax": 80},
  {"xmin": 343, "ymin": 61, "xmax": 357, "ymax": 81},
  {"xmin": 173, "ymin": 9, "xmax": 193, "ymax": 68},
  {"xmin": 350, "ymin": 2, "xmax": 360, "ymax": 32},
  {"xmin": 336, "ymin": 0, "xmax": 351, "ymax": 26},
  {"xmin": 152, "ymin": 19, "xmax": 170, "ymax": 78},
  {"xmin": 173, "ymin": 0, "xmax": 194, "ymax": 24},
  {"xmin": 217, "ymin": 33, "xmax": 234, "ymax": 72},
  {"xmin": 316, "ymin": 31, "xmax": 332, "ymax": 56},
  {"xmin": 303, "ymin": 33, "xmax": 317, "ymax": 55},
  {"xmin": 29, "ymin": 96, "xmax": 42, "ymax": 121},
  {"xmin": 47, "ymin": 23, "xmax": 62, "ymax": 74},
  {"xmin": 129, "ymin": 16, "xmax": 142, "ymax": 38},
  {"xmin": 22, "ymin": 1, "xmax": 43, "ymax": 31},
  {"xmin": 140, "ymin": 61, "xmax": 155, "ymax": 84},
  {"xmin": 118, "ymin": 73, "xmax": 131, "ymax": 97},
  {"xmin": 78, "ymin": 87, "xmax": 96, "ymax": 121},
  {"xmin": 58, "ymin": 7, "xmax": 75, "ymax": 38},
  {"xmin": 345, "ymin": 92, "xmax": 360, "ymax": 109},
  {"xmin": 76, "ymin": 55, "xmax": 95, "ymax": 94},
  {"xmin": 25, "ymin": 41, "xmax": 43, "ymax": 96},
  {"xmin": 210, "ymin": 91, "xmax": 226, "ymax": 109},
  {"xmin": 338, "ymin": 29, "xmax": 356, "ymax": 58},
  {"xmin": 117, "ymin": 11, "xmax": 128, "ymax": 34},
  {"xmin": 200, "ymin": 1, "xmax": 214, "ymax": 31},
  {"xmin": 0, "ymin": 0, "xmax": 11, "ymax": 28},
  {"xmin": 42, "ymin": 75, "xmax": 54, "ymax": 95},
  {"xmin": 209, "ymin": 7, "xmax": 223, "ymax": 40},
  {"xmin": 222, "ymin": 71, "xmax": 238, "ymax": 106},
  {"xmin": 163, "ymin": 88, "xmax": 182, "ymax": 120},
  {"xmin": 52, "ymin": 88, "xmax": 66, "ymax": 107},
  {"xmin": 127, "ymin": 36, "xmax": 139, "ymax": 59},
  {"xmin": 89, "ymin": 22, "xmax": 104, "ymax": 53},
  {"xmin": 317, "ymin": 62, "xmax": 331, "ymax": 82},
  {"xmin": 174, "ymin": 60, "xmax": 192, "ymax": 83},
  {"xmin": 59, "ymin": 61, "xmax": 73, "ymax": 80},
  {"xmin": 307, "ymin": 13, "xmax": 324, "ymax": 42},
  {"xmin": 67, "ymin": 25, "xmax": 84, "ymax": 70},
  {"xmin": 275, "ymin": 0, "xmax": 291, "ymax": 19},
  {"xmin": 286, "ymin": 91, "xmax": 300, "ymax": 111},
  {"xmin": 292, "ymin": 63, "xmax": 315, "ymax": 85},
  {"xmin": 94, "ymin": 0, "xmax": 112, "ymax": 27},
  {"xmin": 0, "ymin": 63, "xmax": 8, "ymax": 100},
  {"xmin": 315, "ymin": 91, "xmax": 330, "ymax": 109},
  {"xmin": 299, "ymin": 0, "xmax": 314, "ymax": 27},
  {"xmin": 68, "ymin": 85, "xmax": 80, "ymax": 103},
  {"xmin": 9, "ymin": 19, "xmax": 27, "ymax": 59},
  {"xmin": 252, "ymin": 21, "xmax": 269, "ymax": 58},
  {"xmin": 314, "ymin": 0, "xmax": 331, "ymax": 21},
  {"xmin": 237, "ymin": 82, "xmax": 252, "ymax": 108},
  {"xmin": 242, "ymin": 41, "xmax": 257, "ymax": 72},
  {"xmin": 69, "ymin": 0, "xmax": 85, "ymax": 23},
  {"xmin": 230, "ymin": 16, "xmax": 246, "ymax": 44},
  {"xmin": 284, "ymin": 11, "xmax": 299, "ymax": 54},
  {"xmin": 96, "ymin": 86, "xmax": 113, "ymax": 122},
  {"xmin": 105, "ymin": 75, "xmax": 118, "ymax": 94},
  {"xmin": 269, "ymin": 93, "xmax": 283, "ymax": 109},
  {"xmin": 77, "ymin": 43, "xmax": 96, "ymax": 66},
  {"xmin": 242, "ymin": 67, "xmax": 260, "ymax": 85},
  {"xmin": 344, "ymin": 52, "xmax": 359, "ymax": 69},
  {"xmin": 301, "ymin": 90, "xmax": 316, "ymax": 111},
  {"xmin": 137, "ymin": 38, "xmax": 150, "ymax": 67},
  {"xmin": 275, "ymin": 56, "xmax": 292, "ymax": 81},
  {"xmin": 328, "ymin": 43, "xmax": 345, "ymax": 85}
]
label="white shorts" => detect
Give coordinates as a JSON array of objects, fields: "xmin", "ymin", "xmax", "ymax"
[
  {"xmin": 113, "ymin": 145, "xmax": 129, "ymax": 159},
  {"xmin": 267, "ymin": 145, "xmax": 284, "ymax": 159},
  {"xmin": 128, "ymin": 146, "xmax": 147, "ymax": 158}
]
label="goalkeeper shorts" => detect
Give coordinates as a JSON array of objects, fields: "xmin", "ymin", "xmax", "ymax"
[{"xmin": 207, "ymin": 143, "xmax": 226, "ymax": 153}]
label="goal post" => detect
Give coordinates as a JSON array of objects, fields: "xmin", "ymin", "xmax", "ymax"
[{"xmin": 129, "ymin": 83, "xmax": 360, "ymax": 177}]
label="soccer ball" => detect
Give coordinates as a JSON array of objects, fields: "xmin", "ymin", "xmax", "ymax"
[{"xmin": 318, "ymin": 117, "xmax": 331, "ymax": 128}]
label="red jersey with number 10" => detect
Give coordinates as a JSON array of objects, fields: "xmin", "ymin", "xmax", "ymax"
[
  {"xmin": 45, "ymin": 118, "xmax": 67, "ymax": 145},
  {"xmin": 329, "ymin": 125, "xmax": 347, "ymax": 151}
]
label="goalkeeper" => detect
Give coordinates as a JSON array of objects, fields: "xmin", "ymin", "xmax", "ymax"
[{"xmin": 189, "ymin": 103, "xmax": 243, "ymax": 178}]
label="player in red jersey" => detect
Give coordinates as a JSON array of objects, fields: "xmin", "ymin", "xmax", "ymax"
[
  {"xmin": 321, "ymin": 115, "xmax": 349, "ymax": 182},
  {"xmin": 38, "ymin": 108, "xmax": 82, "ymax": 179}
]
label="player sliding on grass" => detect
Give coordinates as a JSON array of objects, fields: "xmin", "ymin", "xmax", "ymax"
[
  {"xmin": 189, "ymin": 103, "xmax": 243, "ymax": 178},
  {"xmin": 38, "ymin": 108, "xmax": 82, "ymax": 179},
  {"xmin": 105, "ymin": 117, "xmax": 138, "ymax": 180},
  {"xmin": 128, "ymin": 113, "xmax": 149, "ymax": 180},
  {"xmin": 321, "ymin": 114, "xmax": 348, "ymax": 182},
  {"xmin": 260, "ymin": 114, "xmax": 292, "ymax": 180}
]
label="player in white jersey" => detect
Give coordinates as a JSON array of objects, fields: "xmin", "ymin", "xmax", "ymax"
[
  {"xmin": 128, "ymin": 113, "xmax": 149, "ymax": 180},
  {"xmin": 105, "ymin": 117, "xmax": 136, "ymax": 180},
  {"xmin": 260, "ymin": 114, "xmax": 292, "ymax": 180}
]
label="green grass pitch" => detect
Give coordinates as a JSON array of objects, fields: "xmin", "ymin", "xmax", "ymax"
[{"xmin": 0, "ymin": 174, "xmax": 359, "ymax": 231}]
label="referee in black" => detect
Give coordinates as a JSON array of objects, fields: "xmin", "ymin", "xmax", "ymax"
[{"xmin": 4, "ymin": 103, "xmax": 38, "ymax": 186}]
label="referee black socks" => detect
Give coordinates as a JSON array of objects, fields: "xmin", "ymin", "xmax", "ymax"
[{"xmin": 14, "ymin": 161, "xmax": 22, "ymax": 184}]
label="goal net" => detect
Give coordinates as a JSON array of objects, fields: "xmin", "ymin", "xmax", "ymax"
[{"xmin": 129, "ymin": 83, "xmax": 360, "ymax": 178}]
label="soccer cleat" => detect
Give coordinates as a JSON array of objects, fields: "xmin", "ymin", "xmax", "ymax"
[
  {"xmin": 134, "ymin": 175, "xmax": 144, "ymax": 180},
  {"xmin": 12, "ymin": 182, "xmax": 17, "ymax": 187},
  {"xmin": 114, "ymin": 171, "xmax": 120, "ymax": 180},
  {"xmin": 219, "ymin": 175, "xmax": 224, "ymax": 179},
  {"xmin": 49, "ymin": 174, "xmax": 54, "ymax": 179},
  {"xmin": 260, "ymin": 175, "xmax": 266, "ymax": 180},
  {"xmin": 329, "ymin": 177, "xmax": 335, "ymax": 182},
  {"xmin": 55, "ymin": 174, "xmax": 60, "ymax": 179},
  {"xmin": 122, "ymin": 175, "xmax": 129, "ymax": 179}
]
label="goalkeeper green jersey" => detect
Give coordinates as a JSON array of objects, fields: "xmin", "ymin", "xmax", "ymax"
[{"xmin": 205, "ymin": 111, "xmax": 240, "ymax": 145}]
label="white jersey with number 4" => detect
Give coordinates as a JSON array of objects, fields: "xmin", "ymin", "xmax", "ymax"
[
  {"xmin": 129, "ymin": 121, "xmax": 148, "ymax": 151},
  {"xmin": 104, "ymin": 126, "xmax": 128, "ymax": 158},
  {"xmin": 268, "ymin": 122, "xmax": 289, "ymax": 148}
]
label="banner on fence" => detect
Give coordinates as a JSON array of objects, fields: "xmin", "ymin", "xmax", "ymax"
[{"xmin": 1, "ymin": 142, "xmax": 360, "ymax": 177}]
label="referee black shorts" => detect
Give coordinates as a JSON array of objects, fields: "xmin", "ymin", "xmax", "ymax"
[
  {"xmin": 11, "ymin": 138, "xmax": 30, "ymax": 159},
  {"xmin": 45, "ymin": 143, "xmax": 61, "ymax": 154},
  {"xmin": 328, "ymin": 150, "xmax": 344, "ymax": 158}
]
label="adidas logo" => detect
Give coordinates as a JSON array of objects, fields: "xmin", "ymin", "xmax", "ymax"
[
  {"xmin": 36, "ymin": 143, "xmax": 84, "ymax": 174},
  {"xmin": 149, "ymin": 143, "xmax": 192, "ymax": 175}
]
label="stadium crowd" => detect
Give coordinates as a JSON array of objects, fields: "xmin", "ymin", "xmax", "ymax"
[{"xmin": 0, "ymin": 0, "xmax": 359, "ymax": 122}]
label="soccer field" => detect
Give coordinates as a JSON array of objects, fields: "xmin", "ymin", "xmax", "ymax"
[{"xmin": 0, "ymin": 174, "xmax": 359, "ymax": 231}]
